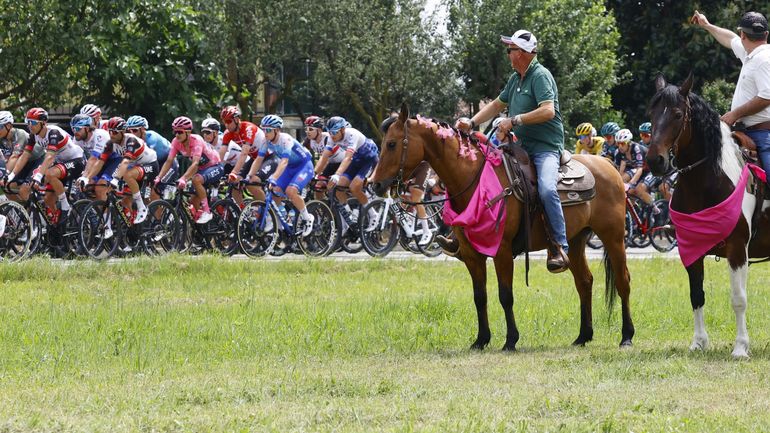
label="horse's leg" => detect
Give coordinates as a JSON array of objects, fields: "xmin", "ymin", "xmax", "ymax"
[
  {"xmin": 462, "ymin": 246, "xmax": 490, "ymax": 350},
  {"xmin": 727, "ymin": 249, "xmax": 750, "ymax": 359},
  {"xmin": 567, "ymin": 231, "xmax": 593, "ymax": 346},
  {"xmin": 492, "ymin": 247, "xmax": 518, "ymax": 351},
  {"xmin": 602, "ymin": 231, "xmax": 635, "ymax": 346},
  {"xmin": 686, "ymin": 258, "xmax": 709, "ymax": 351}
]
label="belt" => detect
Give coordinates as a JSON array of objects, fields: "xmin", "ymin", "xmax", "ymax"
[{"xmin": 747, "ymin": 120, "xmax": 770, "ymax": 131}]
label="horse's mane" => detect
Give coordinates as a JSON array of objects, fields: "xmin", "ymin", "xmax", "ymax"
[{"xmin": 649, "ymin": 85, "xmax": 723, "ymax": 174}]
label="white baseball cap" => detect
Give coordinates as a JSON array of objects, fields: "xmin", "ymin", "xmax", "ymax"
[{"xmin": 500, "ymin": 30, "xmax": 538, "ymax": 53}]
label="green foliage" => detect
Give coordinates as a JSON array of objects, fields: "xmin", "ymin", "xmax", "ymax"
[
  {"xmin": 701, "ymin": 78, "xmax": 736, "ymax": 114},
  {"xmin": 448, "ymin": 0, "xmax": 621, "ymax": 144}
]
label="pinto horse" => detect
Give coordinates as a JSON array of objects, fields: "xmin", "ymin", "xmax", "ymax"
[
  {"xmin": 369, "ymin": 103, "xmax": 634, "ymax": 350},
  {"xmin": 647, "ymin": 75, "xmax": 770, "ymax": 359}
]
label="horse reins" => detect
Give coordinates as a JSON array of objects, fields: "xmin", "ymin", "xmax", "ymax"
[{"xmin": 669, "ymin": 94, "xmax": 708, "ymax": 174}]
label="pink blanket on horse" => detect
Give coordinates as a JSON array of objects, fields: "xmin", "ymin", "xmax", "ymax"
[
  {"xmin": 670, "ymin": 164, "xmax": 765, "ymax": 267},
  {"xmin": 443, "ymin": 156, "xmax": 506, "ymax": 256}
]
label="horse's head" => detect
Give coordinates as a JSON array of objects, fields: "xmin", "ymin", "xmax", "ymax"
[
  {"xmin": 646, "ymin": 74, "xmax": 694, "ymax": 175},
  {"xmin": 369, "ymin": 102, "xmax": 425, "ymax": 195}
]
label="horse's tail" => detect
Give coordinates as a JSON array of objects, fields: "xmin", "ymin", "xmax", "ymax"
[{"xmin": 603, "ymin": 249, "xmax": 618, "ymax": 314}]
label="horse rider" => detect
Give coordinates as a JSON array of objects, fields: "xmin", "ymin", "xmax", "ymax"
[
  {"xmin": 456, "ymin": 29, "xmax": 569, "ymax": 273},
  {"xmin": 692, "ymin": 10, "xmax": 770, "ymax": 184}
]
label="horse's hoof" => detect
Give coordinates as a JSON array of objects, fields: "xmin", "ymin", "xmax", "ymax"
[
  {"xmin": 571, "ymin": 336, "xmax": 591, "ymax": 346},
  {"xmin": 689, "ymin": 335, "xmax": 709, "ymax": 352},
  {"xmin": 619, "ymin": 339, "xmax": 633, "ymax": 348},
  {"xmin": 470, "ymin": 341, "xmax": 488, "ymax": 351},
  {"xmin": 732, "ymin": 342, "xmax": 750, "ymax": 360},
  {"xmin": 501, "ymin": 344, "xmax": 517, "ymax": 352}
]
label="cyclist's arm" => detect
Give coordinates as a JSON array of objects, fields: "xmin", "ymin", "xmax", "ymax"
[
  {"xmin": 231, "ymin": 143, "xmax": 250, "ymax": 175},
  {"xmin": 156, "ymin": 155, "xmax": 175, "ymax": 181},
  {"xmin": 246, "ymin": 155, "xmax": 265, "ymax": 179},
  {"xmin": 36, "ymin": 151, "xmax": 56, "ymax": 179},
  {"xmin": 83, "ymin": 158, "xmax": 105, "ymax": 180},
  {"xmin": 179, "ymin": 155, "xmax": 200, "ymax": 182},
  {"xmin": 335, "ymin": 153, "xmax": 354, "ymax": 177},
  {"xmin": 270, "ymin": 158, "xmax": 289, "ymax": 182},
  {"xmin": 113, "ymin": 158, "xmax": 130, "ymax": 180},
  {"xmin": 629, "ymin": 168, "xmax": 643, "ymax": 185},
  {"xmin": 314, "ymin": 150, "xmax": 332, "ymax": 175},
  {"xmin": 9, "ymin": 151, "xmax": 30, "ymax": 178}
]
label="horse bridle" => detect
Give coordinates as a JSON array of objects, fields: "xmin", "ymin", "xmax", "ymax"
[
  {"xmin": 393, "ymin": 119, "xmax": 485, "ymax": 206},
  {"xmin": 668, "ymin": 94, "xmax": 707, "ymax": 174}
]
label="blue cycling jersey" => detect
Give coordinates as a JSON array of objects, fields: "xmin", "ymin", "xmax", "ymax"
[
  {"xmin": 258, "ymin": 132, "xmax": 312, "ymax": 167},
  {"xmin": 145, "ymin": 130, "xmax": 171, "ymax": 162}
]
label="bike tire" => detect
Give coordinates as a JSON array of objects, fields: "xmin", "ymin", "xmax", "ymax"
[
  {"xmin": 143, "ymin": 200, "xmax": 179, "ymax": 255},
  {"xmin": 0, "ymin": 201, "xmax": 32, "ymax": 261},
  {"xmin": 237, "ymin": 200, "xmax": 278, "ymax": 257},
  {"xmin": 297, "ymin": 200, "xmax": 336, "ymax": 257},
  {"xmin": 359, "ymin": 199, "xmax": 400, "ymax": 257},
  {"xmin": 79, "ymin": 200, "xmax": 119, "ymax": 259},
  {"xmin": 210, "ymin": 199, "xmax": 241, "ymax": 256}
]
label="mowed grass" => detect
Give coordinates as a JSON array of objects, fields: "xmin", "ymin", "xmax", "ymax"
[{"xmin": 2, "ymin": 255, "xmax": 770, "ymax": 432}]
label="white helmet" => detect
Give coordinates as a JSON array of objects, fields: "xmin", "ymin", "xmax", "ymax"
[
  {"xmin": 0, "ymin": 111, "xmax": 13, "ymax": 126},
  {"xmin": 615, "ymin": 128, "xmax": 633, "ymax": 143},
  {"xmin": 79, "ymin": 104, "xmax": 102, "ymax": 118},
  {"xmin": 201, "ymin": 118, "xmax": 221, "ymax": 131},
  {"xmin": 492, "ymin": 117, "xmax": 505, "ymax": 129}
]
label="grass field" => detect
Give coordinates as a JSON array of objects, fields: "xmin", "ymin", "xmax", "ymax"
[{"xmin": 2, "ymin": 255, "xmax": 770, "ymax": 432}]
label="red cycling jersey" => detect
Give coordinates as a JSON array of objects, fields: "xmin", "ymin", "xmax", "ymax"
[{"xmin": 222, "ymin": 121, "xmax": 267, "ymax": 159}]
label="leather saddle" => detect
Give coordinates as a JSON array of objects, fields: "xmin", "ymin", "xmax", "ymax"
[{"xmin": 501, "ymin": 145, "xmax": 596, "ymax": 208}]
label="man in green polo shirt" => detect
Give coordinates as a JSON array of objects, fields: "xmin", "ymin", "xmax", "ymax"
[{"xmin": 457, "ymin": 29, "xmax": 569, "ymax": 273}]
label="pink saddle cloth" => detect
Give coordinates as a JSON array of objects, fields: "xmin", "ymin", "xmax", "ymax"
[
  {"xmin": 670, "ymin": 163, "xmax": 765, "ymax": 267},
  {"xmin": 443, "ymin": 154, "xmax": 506, "ymax": 256}
]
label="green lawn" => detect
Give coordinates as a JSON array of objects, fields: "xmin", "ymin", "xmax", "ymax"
[{"xmin": 1, "ymin": 255, "xmax": 770, "ymax": 432}]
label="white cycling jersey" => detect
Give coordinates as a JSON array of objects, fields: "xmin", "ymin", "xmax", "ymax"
[{"xmin": 35, "ymin": 125, "xmax": 83, "ymax": 163}]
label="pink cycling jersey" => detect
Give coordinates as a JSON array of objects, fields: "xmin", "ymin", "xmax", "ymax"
[{"xmin": 169, "ymin": 133, "xmax": 220, "ymax": 169}]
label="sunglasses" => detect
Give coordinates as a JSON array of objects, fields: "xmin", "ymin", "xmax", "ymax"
[
  {"xmin": 72, "ymin": 126, "xmax": 87, "ymax": 132},
  {"xmin": 108, "ymin": 129, "xmax": 122, "ymax": 134},
  {"xmin": 506, "ymin": 47, "xmax": 522, "ymax": 54},
  {"xmin": 305, "ymin": 127, "xmax": 317, "ymax": 132},
  {"xmin": 25, "ymin": 120, "xmax": 40, "ymax": 126},
  {"xmin": 127, "ymin": 128, "xmax": 142, "ymax": 134},
  {"xmin": 262, "ymin": 127, "xmax": 275, "ymax": 133},
  {"xmin": 578, "ymin": 135, "xmax": 589, "ymax": 139},
  {"xmin": 173, "ymin": 129, "xmax": 188, "ymax": 135},
  {"xmin": 201, "ymin": 130, "xmax": 215, "ymax": 136},
  {"xmin": 640, "ymin": 132, "xmax": 651, "ymax": 136}
]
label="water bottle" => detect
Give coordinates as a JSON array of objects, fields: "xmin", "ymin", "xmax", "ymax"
[{"xmin": 276, "ymin": 204, "xmax": 288, "ymax": 222}]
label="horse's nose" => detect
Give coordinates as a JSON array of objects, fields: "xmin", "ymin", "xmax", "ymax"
[
  {"xmin": 371, "ymin": 180, "xmax": 389, "ymax": 196},
  {"xmin": 646, "ymin": 154, "xmax": 666, "ymax": 176}
]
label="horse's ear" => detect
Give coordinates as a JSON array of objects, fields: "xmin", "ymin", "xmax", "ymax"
[
  {"xmin": 679, "ymin": 72, "xmax": 694, "ymax": 97},
  {"xmin": 399, "ymin": 102, "xmax": 409, "ymax": 124},
  {"xmin": 655, "ymin": 74, "xmax": 667, "ymax": 91}
]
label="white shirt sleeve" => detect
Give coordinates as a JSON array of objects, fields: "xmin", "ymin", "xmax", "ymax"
[{"xmin": 731, "ymin": 36, "xmax": 748, "ymax": 63}]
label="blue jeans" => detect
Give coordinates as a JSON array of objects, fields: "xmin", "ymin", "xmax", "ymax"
[
  {"xmin": 746, "ymin": 129, "xmax": 770, "ymax": 185},
  {"xmin": 532, "ymin": 151, "xmax": 568, "ymax": 251}
]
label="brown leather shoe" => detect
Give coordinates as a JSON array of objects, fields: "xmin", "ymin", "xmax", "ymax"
[
  {"xmin": 436, "ymin": 234, "xmax": 460, "ymax": 258},
  {"xmin": 547, "ymin": 246, "xmax": 570, "ymax": 273}
]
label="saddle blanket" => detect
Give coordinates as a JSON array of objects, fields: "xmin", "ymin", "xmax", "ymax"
[
  {"xmin": 443, "ymin": 158, "xmax": 506, "ymax": 256},
  {"xmin": 671, "ymin": 163, "xmax": 765, "ymax": 267}
]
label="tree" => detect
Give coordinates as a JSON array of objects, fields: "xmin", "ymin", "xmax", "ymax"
[{"xmin": 448, "ymin": 0, "xmax": 621, "ymax": 145}]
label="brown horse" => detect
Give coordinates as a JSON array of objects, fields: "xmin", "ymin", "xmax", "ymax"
[
  {"xmin": 369, "ymin": 103, "xmax": 634, "ymax": 350},
  {"xmin": 646, "ymin": 74, "xmax": 770, "ymax": 359}
]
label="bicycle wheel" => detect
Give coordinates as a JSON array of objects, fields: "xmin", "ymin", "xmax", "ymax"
[
  {"xmin": 627, "ymin": 196, "xmax": 651, "ymax": 248},
  {"xmin": 359, "ymin": 199, "xmax": 400, "ymax": 257},
  {"xmin": 649, "ymin": 199, "xmax": 677, "ymax": 252},
  {"xmin": 79, "ymin": 200, "xmax": 119, "ymax": 259},
  {"xmin": 26, "ymin": 207, "xmax": 46, "ymax": 257},
  {"xmin": 143, "ymin": 200, "xmax": 179, "ymax": 255},
  {"xmin": 65, "ymin": 199, "xmax": 93, "ymax": 257},
  {"xmin": 297, "ymin": 200, "xmax": 336, "ymax": 256},
  {"xmin": 237, "ymin": 200, "xmax": 278, "ymax": 257},
  {"xmin": 340, "ymin": 198, "xmax": 363, "ymax": 253},
  {"xmin": 209, "ymin": 199, "xmax": 241, "ymax": 255},
  {"xmin": 0, "ymin": 201, "xmax": 31, "ymax": 261},
  {"xmin": 416, "ymin": 203, "xmax": 444, "ymax": 257}
]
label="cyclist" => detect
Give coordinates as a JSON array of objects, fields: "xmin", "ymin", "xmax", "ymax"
[
  {"xmin": 202, "ymin": 118, "xmax": 240, "ymax": 174},
  {"xmin": 325, "ymin": 116, "xmax": 380, "ymax": 230},
  {"xmin": 599, "ymin": 121, "xmax": 621, "ymax": 162},
  {"xmin": 253, "ymin": 114, "xmax": 315, "ymax": 236},
  {"xmin": 0, "ymin": 111, "xmax": 40, "ymax": 202},
  {"xmin": 637, "ymin": 121, "xmax": 652, "ymax": 151},
  {"xmin": 72, "ymin": 114, "xmax": 118, "ymax": 203},
  {"xmin": 309, "ymin": 115, "xmax": 346, "ymax": 200},
  {"xmin": 614, "ymin": 128, "xmax": 647, "ymax": 187},
  {"xmin": 27, "ymin": 108, "xmax": 85, "ymax": 224},
  {"xmin": 105, "ymin": 117, "xmax": 158, "ymax": 224},
  {"xmin": 80, "ymin": 104, "xmax": 108, "ymax": 130},
  {"xmin": 157, "ymin": 116, "xmax": 223, "ymax": 224},
  {"xmin": 220, "ymin": 106, "xmax": 274, "ymax": 206},
  {"xmin": 574, "ymin": 122, "xmax": 604, "ymax": 155},
  {"xmin": 125, "ymin": 115, "xmax": 176, "ymax": 200}
]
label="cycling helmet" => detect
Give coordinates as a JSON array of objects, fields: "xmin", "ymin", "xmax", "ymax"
[
  {"xmin": 220, "ymin": 106, "xmax": 241, "ymax": 122},
  {"xmin": 0, "ymin": 111, "xmax": 13, "ymax": 126},
  {"xmin": 171, "ymin": 116, "xmax": 194, "ymax": 131},
  {"xmin": 79, "ymin": 104, "xmax": 102, "ymax": 118},
  {"xmin": 304, "ymin": 115, "xmax": 324, "ymax": 129},
  {"xmin": 638, "ymin": 122, "xmax": 652, "ymax": 134},
  {"xmin": 126, "ymin": 115, "xmax": 149, "ymax": 129},
  {"xmin": 615, "ymin": 128, "xmax": 633, "ymax": 143},
  {"xmin": 326, "ymin": 116, "xmax": 349, "ymax": 134},
  {"xmin": 70, "ymin": 114, "xmax": 93, "ymax": 129},
  {"xmin": 25, "ymin": 108, "xmax": 48, "ymax": 122},
  {"xmin": 201, "ymin": 118, "xmax": 221, "ymax": 131},
  {"xmin": 260, "ymin": 114, "xmax": 283, "ymax": 129},
  {"xmin": 106, "ymin": 116, "xmax": 127, "ymax": 131},
  {"xmin": 575, "ymin": 122, "xmax": 593, "ymax": 136},
  {"xmin": 599, "ymin": 121, "xmax": 620, "ymax": 137},
  {"xmin": 492, "ymin": 117, "xmax": 505, "ymax": 129}
]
